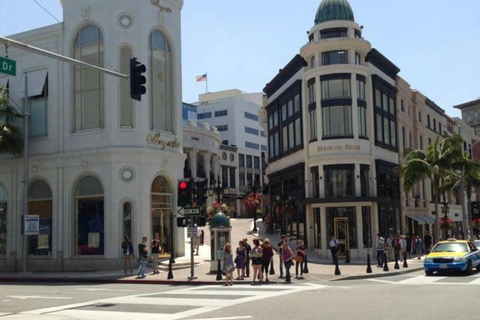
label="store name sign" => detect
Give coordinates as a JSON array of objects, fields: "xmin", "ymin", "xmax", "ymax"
[
  {"xmin": 151, "ymin": 0, "xmax": 172, "ymax": 13},
  {"xmin": 317, "ymin": 144, "xmax": 361, "ymax": 152},
  {"xmin": 147, "ymin": 133, "xmax": 180, "ymax": 150}
]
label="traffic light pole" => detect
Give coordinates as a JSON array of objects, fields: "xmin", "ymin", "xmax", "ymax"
[{"xmin": 188, "ymin": 217, "xmax": 197, "ymax": 281}]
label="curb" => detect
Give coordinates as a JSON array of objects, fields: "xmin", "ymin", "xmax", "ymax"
[{"xmin": 331, "ymin": 266, "xmax": 424, "ymax": 281}]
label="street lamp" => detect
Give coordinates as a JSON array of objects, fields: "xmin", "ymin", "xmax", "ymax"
[
  {"xmin": 248, "ymin": 183, "xmax": 259, "ymax": 232},
  {"xmin": 208, "ymin": 179, "xmax": 228, "ymax": 203}
]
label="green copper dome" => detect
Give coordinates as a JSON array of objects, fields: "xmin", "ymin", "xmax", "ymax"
[
  {"xmin": 315, "ymin": 0, "xmax": 355, "ymax": 24},
  {"xmin": 210, "ymin": 212, "xmax": 230, "ymax": 228}
]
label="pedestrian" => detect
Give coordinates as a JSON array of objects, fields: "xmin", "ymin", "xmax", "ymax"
[
  {"xmin": 400, "ymin": 235, "xmax": 407, "ymax": 262},
  {"xmin": 121, "ymin": 236, "xmax": 134, "ymax": 275},
  {"xmin": 282, "ymin": 241, "xmax": 295, "ymax": 284},
  {"xmin": 222, "ymin": 243, "xmax": 234, "ymax": 286},
  {"xmin": 194, "ymin": 227, "xmax": 201, "ymax": 255},
  {"xmin": 250, "ymin": 238, "xmax": 263, "ymax": 285},
  {"xmin": 415, "ymin": 236, "xmax": 423, "ymax": 259},
  {"xmin": 235, "ymin": 240, "xmax": 246, "ymax": 280},
  {"xmin": 150, "ymin": 233, "xmax": 161, "ymax": 275},
  {"xmin": 277, "ymin": 235, "xmax": 287, "ymax": 278},
  {"xmin": 295, "ymin": 240, "xmax": 305, "ymax": 279},
  {"xmin": 375, "ymin": 233, "xmax": 384, "ymax": 267},
  {"xmin": 243, "ymin": 238, "xmax": 252, "ymax": 278},
  {"xmin": 264, "ymin": 213, "xmax": 272, "ymax": 234},
  {"xmin": 386, "ymin": 234, "xmax": 394, "ymax": 261},
  {"xmin": 424, "ymin": 230, "xmax": 432, "ymax": 254},
  {"xmin": 406, "ymin": 233, "xmax": 412, "ymax": 258},
  {"xmin": 137, "ymin": 236, "xmax": 148, "ymax": 278},
  {"xmin": 393, "ymin": 235, "xmax": 401, "ymax": 262},
  {"xmin": 261, "ymin": 238, "xmax": 274, "ymax": 283},
  {"xmin": 329, "ymin": 234, "xmax": 338, "ymax": 264}
]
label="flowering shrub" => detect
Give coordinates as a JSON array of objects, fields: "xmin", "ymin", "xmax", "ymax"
[
  {"xmin": 472, "ymin": 218, "xmax": 480, "ymax": 228},
  {"xmin": 439, "ymin": 217, "xmax": 453, "ymax": 230},
  {"xmin": 206, "ymin": 202, "xmax": 228, "ymax": 217},
  {"xmin": 244, "ymin": 192, "xmax": 262, "ymax": 209}
]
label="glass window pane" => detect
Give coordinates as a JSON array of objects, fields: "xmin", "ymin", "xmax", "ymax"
[
  {"xmin": 283, "ymin": 126, "xmax": 288, "ymax": 152},
  {"xmin": 295, "ymin": 118, "xmax": 302, "ymax": 146},
  {"xmin": 288, "ymin": 100, "xmax": 293, "ymax": 117},
  {"xmin": 376, "ymin": 114, "xmax": 383, "ymax": 142},
  {"xmin": 75, "ymin": 176, "xmax": 104, "ymax": 196},
  {"xmin": 390, "ymin": 120, "xmax": 397, "ymax": 147},
  {"xmin": 289, "ymin": 122, "xmax": 294, "ymax": 149},
  {"xmin": 151, "ymin": 31, "xmax": 167, "ymax": 51},
  {"xmin": 294, "ymin": 94, "xmax": 300, "ymax": 113},
  {"xmin": 273, "ymin": 111, "xmax": 278, "ymax": 127},
  {"xmin": 375, "ymin": 89, "xmax": 381, "ymax": 108},
  {"xmin": 383, "ymin": 117, "xmax": 390, "ymax": 144},
  {"xmin": 29, "ymin": 180, "xmax": 52, "ymax": 199},
  {"xmin": 389, "ymin": 97, "xmax": 395, "ymax": 114},
  {"xmin": 30, "ymin": 98, "xmax": 47, "ymax": 137},
  {"xmin": 274, "ymin": 132, "xmax": 279, "ymax": 156},
  {"xmin": 281, "ymin": 104, "xmax": 287, "ymax": 121},
  {"xmin": 382, "ymin": 94, "xmax": 388, "ymax": 112},
  {"xmin": 83, "ymin": 90, "xmax": 99, "ymax": 129}
]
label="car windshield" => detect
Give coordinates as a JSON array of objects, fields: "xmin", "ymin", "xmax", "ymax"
[{"xmin": 431, "ymin": 243, "xmax": 468, "ymax": 253}]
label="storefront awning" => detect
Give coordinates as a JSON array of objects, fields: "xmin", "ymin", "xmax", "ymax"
[
  {"xmin": 27, "ymin": 69, "xmax": 48, "ymax": 97},
  {"xmin": 405, "ymin": 214, "xmax": 427, "ymax": 224},
  {"xmin": 419, "ymin": 214, "xmax": 435, "ymax": 223}
]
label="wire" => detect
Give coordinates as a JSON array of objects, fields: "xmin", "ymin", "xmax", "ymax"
[{"xmin": 31, "ymin": 0, "xmax": 119, "ymax": 73}]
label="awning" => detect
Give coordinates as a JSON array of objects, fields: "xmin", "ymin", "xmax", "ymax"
[
  {"xmin": 0, "ymin": 77, "xmax": 9, "ymax": 89},
  {"xmin": 27, "ymin": 69, "xmax": 48, "ymax": 97},
  {"xmin": 405, "ymin": 214, "xmax": 427, "ymax": 224},
  {"xmin": 419, "ymin": 214, "xmax": 435, "ymax": 223}
]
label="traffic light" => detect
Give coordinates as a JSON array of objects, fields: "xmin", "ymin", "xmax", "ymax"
[
  {"xmin": 191, "ymin": 179, "xmax": 199, "ymax": 206},
  {"xmin": 196, "ymin": 180, "xmax": 208, "ymax": 206},
  {"xmin": 194, "ymin": 216, "xmax": 207, "ymax": 227},
  {"xmin": 177, "ymin": 179, "xmax": 191, "ymax": 207},
  {"xmin": 130, "ymin": 57, "xmax": 146, "ymax": 101},
  {"xmin": 177, "ymin": 217, "xmax": 189, "ymax": 228}
]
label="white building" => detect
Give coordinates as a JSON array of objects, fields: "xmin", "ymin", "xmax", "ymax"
[
  {"xmin": 0, "ymin": 0, "xmax": 185, "ymax": 271},
  {"xmin": 193, "ymin": 89, "xmax": 267, "ymax": 216}
]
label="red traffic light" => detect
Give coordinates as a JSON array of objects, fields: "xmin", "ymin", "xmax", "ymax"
[{"xmin": 179, "ymin": 181, "xmax": 188, "ymax": 190}]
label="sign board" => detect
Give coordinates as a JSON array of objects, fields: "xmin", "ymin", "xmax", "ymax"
[
  {"xmin": 184, "ymin": 207, "xmax": 200, "ymax": 216},
  {"xmin": 187, "ymin": 226, "xmax": 198, "ymax": 238},
  {"xmin": 0, "ymin": 57, "xmax": 16, "ymax": 76},
  {"xmin": 24, "ymin": 215, "xmax": 39, "ymax": 235}
]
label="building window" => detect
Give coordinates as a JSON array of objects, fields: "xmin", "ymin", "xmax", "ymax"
[
  {"xmin": 239, "ymin": 172, "xmax": 245, "ymax": 188},
  {"xmin": 216, "ymin": 125, "xmax": 228, "ymax": 132},
  {"xmin": 73, "ymin": 25, "xmax": 104, "ymax": 131},
  {"xmin": 29, "ymin": 80, "xmax": 48, "ymax": 137},
  {"xmin": 120, "ymin": 46, "xmax": 133, "ymax": 127},
  {"xmin": 254, "ymin": 174, "xmax": 260, "ymax": 186},
  {"xmin": 261, "ymin": 145, "xmax": 267, "ymax": 152},
  {"xmin": 151, "ymin": 176, "xmax": 174, "ymax": 254},
  {"xmin": 254, "ymin": 156, "xmax": 260, "ymax": 169},
  {"xmin": 150, "ymin": 30, "xmax": 173, "ymax": 132},
  {"xmin": 433, "ymin": 119, "xmax": 436, "ymax": 132},
  {"xmin": 246, "ymin": 155, "xmax": 252, "ymax": 168},
  {"xmin": 355, "ymin": 52, "xmax": 361, "ymax": 65},
  {"xmin": 215, "ymin": 110, "xmax": 228, "ymax": 117},
  {"xmin": 362, "ymin": 207, "xmax": 372, "ymax": 247},
  {"xmin": 229, "ymin": 168, "xmax": 236, "ymax": 188},
  {"xmin": 322, "ymin": 50, "xmax": 348, "ymax": 66},
  {"xmin": 28, "ymin": 180, "xmax": 53, "ymax": 255},
  {"xmin": 320, "ymin": 28, "xmax": 347, "ymax": 39},
  {"xmin": 357, "ymin": 78, "xmax": 365, "ymax": 100},
  {"xmin": 308, "ymin": 79, "xmax": 316, "ymax": 104},
  {"xmin": 373, "ymin": 80, "xmax": 397, "ymax": 149},
  {"xmin": 244, "ymin": 112, "xmax": 259, "ymax": 121},
  {"xmin": 354, "ymin": 30, "xmax": 362, "ymax": 38},
  {"xmin": 311, "ymin": 56, "xmax": 315, "ymax": 68},
  {"xmin": 0, "ymin": 184, "xmax": 6, "ymax": 256},
  {"xmin": 418, "ymin": 111, "xmax": 422, "ymax": 122},
  {"xmin": 310, "ymin": 108, "xmax": 318, "ymax": 141},
  {"xmin": 358, "ymin": 106, "xmax": 367, "ymax": 138},
  {"xmin": 245, "ymin": 141, "xmax": 259, "ymax": 150},
  {"xmin": 74, "ymin": 176, "xmax": 104, "ymax": 255},
  {"xmin": 311, "ymin": 166, "xmax": 319, "ymax": 198},
  {"xmin": 324, "ymin": 165, "xmax": 355, "ymax": 198},
  {"xmin": 321, "ymin": 77, "xmax": 351, "ymax": 99},
  {"xmin": 401, "ymin": 100, "xmax": 404, "ymax": 112},
  {"xmin": 260, "ymin": 131, "xmax": 265, "ymax": 137},
  {"xmin": 360, "ymin": 165, "xmax": 369, "ymax": 197},
  {"xmin": 427, "ymin": 115, "xmax": 431, "ymax": 128},
  {"xmin": 323, "ymin": 105, "xmax": 352, "ymax": 138},
  {"xmin": 239, "ymin": 154, "xmax": 245, "ymax": 167},
  {"xmin": 419, "ymin": 135, "xmax": 423, "ymax": 150},
  {"xmin": 123, "ymin": 202, "xmax": 133, "ymax": 243},
  {"xmin": 245, "ymin": 127, "xmax": 259, "ymax": 135},
  {"xmin": 197, "ymin": 112, "xmax": 212, "ymax": 120}
]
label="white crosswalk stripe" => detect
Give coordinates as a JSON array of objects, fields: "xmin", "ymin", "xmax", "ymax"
[
  {"xmin": 368, "ymin": 274, "xmax": 480, "ymax": 286},
  {"xmin": 19, "ymin": 284, "xmax": 328, "ymax": 320}
]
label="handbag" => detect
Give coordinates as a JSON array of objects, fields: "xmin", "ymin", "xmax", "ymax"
[
  {"xmin": 269, "ymin": 261, "xmax": 275, "ymax": 275},
  {"xmin": 225, "ymin": 264, "xmax": 235, "ymax": 272},
  {"xmin": 295, "ymin": 255, "xmax": 303, "ymax": 263},
  {"xmin": 234, "ymin": 256, "xmax": 239, "ymax": 264}
]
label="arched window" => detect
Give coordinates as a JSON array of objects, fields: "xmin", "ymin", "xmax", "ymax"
[
  {"xmin": 73, "ymin": 25, "xmax": 104, "ymax": 131},
  {"xmin": 0, "ymin": 184, "xmax": 7, "ymax": 256},
  {"xmin": 28, "ymin": 180, "xmax": 53, "ymax": 255},
  {"xmin": 150, "ymin": 30, "xmax": 173, "ymax": 132},
  {"xmin": 123, "ymin": 202, "xmax": 133, "ymax": 242},
  {"xmin": 151, "ymin": 176, "xmax": 173, "ymax": 256},
  {"xmin": 120, "ymin": 46, "xmax": 133, "ymax": 127},
  {"xmin": 74, "ymin": 176, "xmax": 104, "ymax": 255}
]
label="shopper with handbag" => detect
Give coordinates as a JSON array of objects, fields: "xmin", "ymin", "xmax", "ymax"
[
  {"xmin": 150, "ymin": 233, "xmax": 161, "ymax": 275},
  {"xmin": 222, "ymin": 243, "xmax": 234, "ymax": 286},
  {"xmin": 261, "ymin": 238, "xmax": 274, "ymax": 283},
  {"xmin": 235, "ymin": 241, "xmax": 246, "ymax": 280},
  {"xmin": 282, "ymin": 241, "xmax": 294, "ymax": 284},
  {"xmin": 250, "ymin": 238, "xmax": 263, "ymax": 285},
  {"xmin": 295, "ymin": 240, "xmax": 305, "ymax": 279}
]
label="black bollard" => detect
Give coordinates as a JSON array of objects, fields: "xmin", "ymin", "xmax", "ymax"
[
  {"xmin": 394, "ymin": 250, "xmax": 400, "ymax": 269},
  {"xmin": 216, "ymin": 259, "xmax": 222, "ymax": 281},
  {"xmin": 167, "ymin": 257, "xmax": 174, "ymax": 279},
  {"xmin": 383, "ymin": 251, "xmax": 389, "ymax": 272},
  {"xmin": 366, "ymin": 253, "xmax": 372, "ymax": 274},
  {"xmin": 403, "ymin": 251, "xmax": 408, "ymax": 268},
  {"xmin": 334, "ymin": 254, "xmax": 341, "ymax": 275},
  {"xmin": 303, "ymin": 255, "xmax": 309, "ymax": 274},
  {"xmin": 345, "ymin": 249, "xmax": 350, "ymax": 264}
]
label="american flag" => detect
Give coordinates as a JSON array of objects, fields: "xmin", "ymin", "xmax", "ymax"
[{"xmin": 196, "ymin": 74, "xmax": 207, "ymax": 82}]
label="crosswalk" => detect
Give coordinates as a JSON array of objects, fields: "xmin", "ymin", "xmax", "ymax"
[
  {"xmin": 18, "ymin": 283, "xmax": 328, "ymax": 320},
  {"xmin": 368, "ymin": 274, "xmax": 480, "ymax": 286}
]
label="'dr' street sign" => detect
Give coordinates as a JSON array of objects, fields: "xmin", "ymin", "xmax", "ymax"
[{"xmin": 0, "ymin": 57, "xmax": 16, "ymax": 76}]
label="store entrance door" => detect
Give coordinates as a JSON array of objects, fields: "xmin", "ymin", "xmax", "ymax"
[
  {"xmin": 334, "ymin": 217, "xmax": 349, "ymax": 259},
  {"xmin": 151, "ymin": 209, "xmax": 172, "ymax": 259}
]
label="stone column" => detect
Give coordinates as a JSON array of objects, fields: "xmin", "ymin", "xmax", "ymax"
[
  {"xmin": 212, "ymin": 154, "xmax": 220, "ymax": 182},
  {"xmin": 189, "ymin": 150, "xmax": 198, "ymax": 178},
  {"xmin": 202, "ymin": 152, "xmax": 211, "ymax": 182}
]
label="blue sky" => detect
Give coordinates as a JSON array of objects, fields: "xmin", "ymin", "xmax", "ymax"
[{"xmin": 1, "ymin": 0, "xmax": 479, "ymax": 117}]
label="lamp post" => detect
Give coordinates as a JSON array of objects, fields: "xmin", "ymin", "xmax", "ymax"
[
  {"xmin": 248, "ymin": 183, "xmax": 259, "ymax": 232},
  {"xmin": 208, "ymin": 179, "xmax": 229, "ymax": 203},
  {"xmin": 441, "ymin": 201, "xmax": 450, "ymax": 239}
]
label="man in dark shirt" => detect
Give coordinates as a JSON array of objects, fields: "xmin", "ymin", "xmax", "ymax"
[
  {"xmin": 243, "ymin": 238, "xmax": 252, "ymax": 277},
  {"xmin": 277, "ymin": 235, "xmax": 287, "ymax": 278},
  {"xmin": 137, "ymin": 236, "xmax": 148, "ymax": 278},
  {"xmin": 424, "ymin": 231, "xmax": 432, "ymax": 254}
]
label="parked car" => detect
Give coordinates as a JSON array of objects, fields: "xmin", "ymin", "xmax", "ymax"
[{"xmin": 423, "ymin": 239, "xmax": 480, "ymax": 276}]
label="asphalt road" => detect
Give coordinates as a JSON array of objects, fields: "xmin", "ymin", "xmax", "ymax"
[{"xmin": 2, "ymin": 270, "xmax": 480, "ymax": 320}]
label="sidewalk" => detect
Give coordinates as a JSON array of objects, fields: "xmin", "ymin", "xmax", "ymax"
[{"xmin": 0, "ymin": 219, "xmax": 424, "ymax": 285}]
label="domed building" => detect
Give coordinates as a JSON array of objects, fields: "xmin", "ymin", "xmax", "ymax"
[{"xmin": 263, "ymin": 0, "xmax": 402, "ymax": 259}]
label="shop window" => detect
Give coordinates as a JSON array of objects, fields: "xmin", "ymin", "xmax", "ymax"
[
  {"xmin": 28, "ymin": 180, "xmax": 53, "ymax": 255},
  {"xmin": 311, "ymin": 167, "xmax": 319, "ymax": 198},
  {"xmin": 360, "ymin": 165, "xmax": 369, "ymax": 196},
  {"xmin": 324, "ymin": 165, "xmax": 354, "ymax": 198},
  {"xmin": 151, "ymin": 176, "xmax": 173, "ymax": 256}
]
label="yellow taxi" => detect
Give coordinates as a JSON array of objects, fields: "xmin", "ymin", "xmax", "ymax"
[{"xmin": 423, "ymin": 239, "xmax": 480, "ymax": 276}]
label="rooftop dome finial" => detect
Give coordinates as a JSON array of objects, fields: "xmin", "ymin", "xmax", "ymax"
[{"xmin": 315, "ymin": 0, "xmax": 355, "ymax": 25}]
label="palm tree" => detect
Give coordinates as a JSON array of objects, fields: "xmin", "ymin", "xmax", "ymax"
[
  {"xmin": 0, "ymin": 90, "xmax": 24, "ymax": 156},
  {"xmin": 398, "ymin": 134, "xmax": 464, "ymax": 243}
]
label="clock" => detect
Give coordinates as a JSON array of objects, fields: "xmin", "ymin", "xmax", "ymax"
[
  {"xmin": 222, "ymin": 152, "xmax": 227, "ymax": 160},
  {"xmin": 230, "ymin": 154, "xmax": 234, "ymax": 161}
]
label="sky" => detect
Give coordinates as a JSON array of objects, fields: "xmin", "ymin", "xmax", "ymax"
[{"xmin": 1, "ymin": 0, "xmax": 479, "ymax": 117}]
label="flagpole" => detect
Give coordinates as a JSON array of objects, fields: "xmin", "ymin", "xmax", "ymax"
[{"xmin": 206, "ymin": 72, "xmax": 208, "ymax": 93}]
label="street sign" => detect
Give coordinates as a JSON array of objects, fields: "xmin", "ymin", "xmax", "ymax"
[
  {"xmin": 24, "ymin": 215, "xmax": 39, "ymax": 235},
  {"xmin": 187, "ymin": 226, "xmax": 198, "ymax": 238},
  {"xmin": 0, "ymin": 57, "xmax": 16, "ymax": 76},
  {"xmin": 184, "ymin": 207, "xmax": 200, "ymax": 216}
]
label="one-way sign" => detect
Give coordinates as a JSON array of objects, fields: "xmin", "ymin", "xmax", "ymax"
[{"xmin": 184, "ymin": 207, "xmax": 200, "ymax": 216}]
